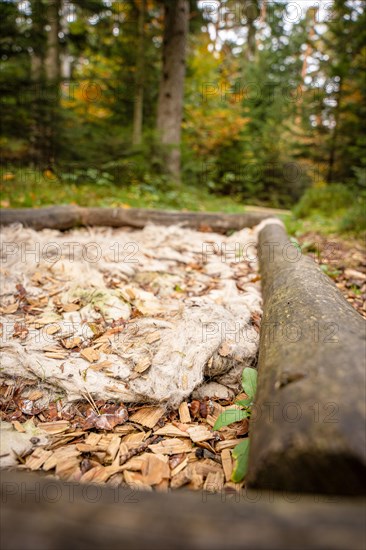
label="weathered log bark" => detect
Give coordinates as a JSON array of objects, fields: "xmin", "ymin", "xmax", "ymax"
[
  {"xmin": 0, "ymin": 206, "xmax": 271, "ymax": 232},
  {"xmin": 1, "ymin": 471, "xmax": 365, "ymax": 550},
  {"xmin": 247, "ymin": 220, "xmax": 366, "ymax": 495}
]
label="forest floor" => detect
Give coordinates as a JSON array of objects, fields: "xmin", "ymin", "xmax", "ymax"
[{"xmin": 297, "ymin": 230, "xmax": 366, "ymax": 319}]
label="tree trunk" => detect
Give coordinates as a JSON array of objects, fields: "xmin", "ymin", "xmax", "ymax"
[
  {"xmin": 29, "ymin": 0, "xmax": 46, "ymax": 164},
  {"xmin": 327, "ymin": 79, "xmax": 342, "ymax": 184},
  {"xmin": 132, "ymin": 0, "xmax": 146, "ymax": 146},
  {"xmin": 244, "ymin": 0, "xmax": 258, "ymax": 61},
  {"xmin": 44, "ymin": 0, "xmax": 61, "ymax": 166},
  {"xmin": 44, "ymin": 0, "xmax": 61, "ymax": 84},
  {"xmin": 156, "ymin": 0, "xmax": 189, "ymax": 182}
]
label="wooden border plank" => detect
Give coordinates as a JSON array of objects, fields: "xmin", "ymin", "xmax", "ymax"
[
  {"xmin": 0, "ymin": 206, "xmax": 271, "ymax": 232},
  {"xmin": 1, "ymin": 471, "xmax": 365, "ymax": 550}
]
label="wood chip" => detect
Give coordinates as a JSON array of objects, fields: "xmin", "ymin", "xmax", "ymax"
[
  {"xmin": 12, "ymin": 421, "xmax": 26, "ymax": 433},
  {"xmin": 38, "ymin": 421, "xmax": 70, "ymax": 434},
  {"xmin": 206, "ymin": 402, "xmax": 224, "ymax": 427},
  {"xmin": 134, "ymin": 356, "xmax": 151, "ymax": 374},
  {"xmin": 178, "ymin": 402, "xmax": 191, "ymax": 423},
  {"xmin": 25, "ymin": 448, "xmax": 53, "ymax": 470},
  {"xmin": 76, "ymin": 443, "xmax": 95, "ymax": 453},
  {"xmin": 84, "ymin": 433, "xmax": 102, "ymax": 446},
  {"xmin": 170, "ymin": 467, "xmax": 191, "ymax": 489},
  {"xmin": 192, "ymin": 458, "xmax": 222, "ymax": 477},
  {"xmin": 154, "ymin": 424, "xmax": 190, "ymax": 438},
  {"xmin": 123, "ymin": 432, "xmax": 146, "ymax": 444},
  {"xmin": 43, "ymin": 446, "xmax": 80, "ymax": 471},
  {"xmin": 124, "ymin": 470, "xmax": 153, "ymax": 491},
  {"xmin": 114, "ymin": 425, "xmax": 137, "ymax": 435},
  {"xmin": 149, "ymin": 438, "xmax": 192, "ymax": 456},
  {"xmin": 187, "ymin": 425, "xmax": 213, "ymax": 443},
  {"xmin": 221, "ymin": 449, "xmax": 233, "ymax": 482},
  {"xmin": 204, "ymin": 471, "xmax": 225, "ymax": 492},
  {"xmin": 90, "ymin": 361, "xmax": 113, "ymax": 372},
  {"xmin": 145, "ymin": 330, "xmax": 161, "ymax": 344},
  {"xmin": 129, "ymin": 406, "xmax": 165, "ymax": 428},
  {"xmin": 97, "ymin": 434, "xmax": 115, "ymax": 451},
  {"xmin": 44, "ymin": 351, "xmax": 67, "ymax": 359},
  {"xmin": 80, "ymin": 347, "xmax": 100, "ymax": 362},
  {"xmin": 171, "ymin": 457, "xmax": 188, "ymax": 477},
  {"xmin": 44, "ymin": 324, "xmax": 60, "ymax": 335},
  {"xmin": 121, "ymin": 456, "xmax": 145, "ymax": 471},
  {"xmin": 27, "ymin": 390, "xmax": 44, "ymax": 401},
  {"xmin": 62, "ymin": 337, "xmax": 82, "ymax": 349},
  {"xmin": 216, "ymin": 439, "xmax": 244, "ymax": 452},
  {"xmin": 141, "ymin": 454, "xmax": 170, "ymax": 485},
  {"xmin": 62, "ymin": 303, "xmax": 81, "ymax": 312},
  {"xmin": 187, "ymin": 473, "xmax": 204, "ymax": 491},
  {"xmin": 218, "ymin": 341, "xmax": 231, "ymax": 357},
  {"xmin": 1, "ymin": 303, "xmax": 18, "ymax": 314},
  {"xmin": 106, "ymin": 435, "xmax": 121, "ymax": 462},
  {"xmin": 56, "ymin": 456, "xmax": 80, "ymax": 479}
]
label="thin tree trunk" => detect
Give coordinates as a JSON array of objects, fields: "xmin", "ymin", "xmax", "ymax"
[
  {"xmin": 30, "ymin": 0, "xmax": 46, "ymax": 165},
  {"xmin": 132, "ymin": 0, "xmax": 146, "ymax": 146},
  {"xmin": 156, "ymin": 0, "xmax": 189, "ymax": 182},
  {"xmin": 327, "ymin": 79, "xmax": 342, "ymax": 184},
  {"xmin": 45, "ymin": 0, "xmax": 61, "ymax": 83},
  {"xmin": 44, "ymin": 0, "xmax": 61, "ymax": 166},
  {"xmin": 244, "ymin": 0, "xmax": 258, "ymax": 61}
]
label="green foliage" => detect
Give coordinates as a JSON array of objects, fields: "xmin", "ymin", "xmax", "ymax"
[
  {"xmin": 294, "ymin": 184, "xmax": 354, "ymax": 218},
  {"xmin": 241, "ymin": 366, "xmax": 258, "ymax": 403},
  {"xmin": 292, "ymin": 183, "xmax": 365, "ymax": 236},
  {"xmin": 213, "ymin": 367, "xmax": 258, "ymax": 482},
  {"xmin": 213, "ymin": 408, "xmax": 248, "ymax": 431},
  {"xmin": 339, "ymin": 195, "xmax": 366, "ymax": 235},
  {"xmin": 0, "ymin": 166, "xmax": 249, "ymax": 212}
]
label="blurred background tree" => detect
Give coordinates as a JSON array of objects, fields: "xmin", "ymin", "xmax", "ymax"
[{"xmin": 0, "ymin": 0, "xmax": 365, "ymax": 222}]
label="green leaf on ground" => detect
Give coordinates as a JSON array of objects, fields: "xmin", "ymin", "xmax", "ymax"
[
  {"xmin": 213, "ymin": 408, "xmax": 248, "ymax": 430},
  {"xmin": 241, "ymin": 367, "xmax": 258, "ymax": 401},
  {"xmin": 231, "ymin": 438, "xmax": 250, "ymax": 482},
  {"xmin": 235, "ymin": 398, "xmax": 252, "ymax": 407}
]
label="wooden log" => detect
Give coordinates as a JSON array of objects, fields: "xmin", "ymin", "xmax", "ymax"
[
  {"xmin": 247, "ymin": 220, "xmax": 366, "ymax": 495},
  {"xmin": 1, "ymin": 471, "xmax": 365, "ymax": 550},
  {"xmin": 0, "ymin": 206, "xmax": 271, "ymax": 233}
]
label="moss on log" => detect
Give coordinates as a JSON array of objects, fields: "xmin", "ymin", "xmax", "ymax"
[
  {"xmin": 247, "ymin": 221, "xmax": 366, "ymax": 495},
  {"xmin": 1, "ymin": 471, "xmax": 365, "ymax": 549},
  {"xmin": 0, "ymin": 206, "xmax": 270, "ymax": 233}
]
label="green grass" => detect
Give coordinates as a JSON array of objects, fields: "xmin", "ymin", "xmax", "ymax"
[
  {"xmin": 2, "ymin": 169, "xmax": 363, "ymax": 239},
  {"xmin": 1, "ymin": 169, "xmax": 248, "ymax": 213},
  {"xmin": 289, "ymin": 184, "xmax": 366, "ymax": 237}
]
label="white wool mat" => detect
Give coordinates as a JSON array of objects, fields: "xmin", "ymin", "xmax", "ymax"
[{"xmin": 0, "ymin": 222, "xmax": 262, "ymax": 407}]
